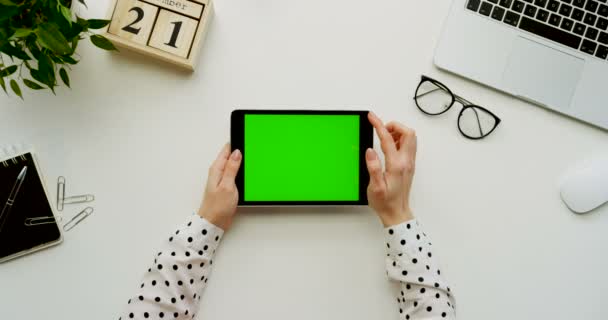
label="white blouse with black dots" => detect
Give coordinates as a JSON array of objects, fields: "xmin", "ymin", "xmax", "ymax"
[{"xmin": 120, "ymin": 215, "xmax": 456, "ymax": 320}]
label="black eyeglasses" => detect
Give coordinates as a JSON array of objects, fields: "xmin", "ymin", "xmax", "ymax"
[{"xmin": 414, "ymin": 75, "xmax": 501, "ymax": 140}]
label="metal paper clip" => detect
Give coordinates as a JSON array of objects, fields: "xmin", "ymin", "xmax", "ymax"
[
  {"xmin": 25, "ymin": 215, "xmax": 63, "ymax": 226},
  {"xmin": 56, "ymin": 176, "xmax": 95, "ymax": 211},
  {"xmin": 57, "ymin": 176, "xmax": 65, "ymax": 211},
  {"xmin": 63, "ymin": 207, "xmax": 93, "ymax": 232},
  {"xmin": 63, "ymin": 194, "xmax": 95, "ymax": 204}
]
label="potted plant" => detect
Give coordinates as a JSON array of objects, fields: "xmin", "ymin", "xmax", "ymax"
[{"xmin": 0, "ymin": 0, "xmax": 117, "ymax": 99}]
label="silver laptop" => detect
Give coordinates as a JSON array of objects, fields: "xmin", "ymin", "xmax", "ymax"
[{"xmin": 435, "ymin": 0, "xmax": 608, "ymax": 130}]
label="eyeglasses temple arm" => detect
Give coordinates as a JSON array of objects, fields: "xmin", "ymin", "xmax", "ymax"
[
  {"xmin": 415, "ymin": 87, "xmax": 475, "ymax": 107},
  {"xmin": 413, "ymin": 87, "xmax": 445, "ymax": 99},
  {"xmin": 470, "ymin": 105, "xmax": 484, "ymax": 137}
]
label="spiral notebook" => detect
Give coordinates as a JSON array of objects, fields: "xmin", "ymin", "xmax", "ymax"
[{"xmin": 0, "ymin": 146, "xmax": 62, "ymax": 263}]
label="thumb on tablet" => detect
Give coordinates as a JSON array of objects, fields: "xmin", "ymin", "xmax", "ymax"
[{"xmin": 220, "ymin": 149, "xmax": 242, "ymax": 188}]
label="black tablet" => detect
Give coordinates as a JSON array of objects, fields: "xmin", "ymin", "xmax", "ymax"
[{"xmin": 231, "ymin": 110, "xmax": 373, "ymax": 206}]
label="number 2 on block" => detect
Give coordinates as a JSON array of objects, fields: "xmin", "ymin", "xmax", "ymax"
[{"xmin": 122, "ymin": 7, "xmax": 144, "ymax": 35}]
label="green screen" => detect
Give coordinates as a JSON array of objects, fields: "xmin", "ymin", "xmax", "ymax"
[{"xmin": 244, "ymin": 114, "xmax": 360, "ymax": 201}]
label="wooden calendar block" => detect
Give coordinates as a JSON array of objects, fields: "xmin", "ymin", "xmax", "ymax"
[
  {"xmin": 144, "ymin": 0, "xmax": 203, "ymax": 19},
  {"xmin": 108, "ymin": 0, "xmax": 158, "ymax": 46},
  {"xmin": 104, "ymin": 0, "xmax": 213, "ymax": 71},
  {"xmin": 148, "ymin": 10, "xmax": 198, "ymax": 58}
]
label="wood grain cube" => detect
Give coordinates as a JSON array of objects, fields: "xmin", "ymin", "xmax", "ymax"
[
  {"xmin": 108, "ymin": 0, "xmax": 158, "ymax": 46},
  {"xmin": 104, "ymin": 0, "xmax": 213, "ymax": 71},
  {"xmin": 148, "ymin": 10, "xmax": 198, "ymax": 58}
]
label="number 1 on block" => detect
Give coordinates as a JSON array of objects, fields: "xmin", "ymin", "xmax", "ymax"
[
  {"xmin": 165, "ymin": 21, "xmax": 183, "ymax": 48},
  {"xmin": 149, "ymin": 10, "xmax": 198, "ymax": 58}
]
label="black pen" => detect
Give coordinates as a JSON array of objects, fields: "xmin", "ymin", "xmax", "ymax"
[{"xmin": 0, "ymin": 166, "xmax": 27, "ymax": 234}]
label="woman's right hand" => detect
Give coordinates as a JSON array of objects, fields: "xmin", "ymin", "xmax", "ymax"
[
  {"xmin": 365, "ymin": 112, "xmax": 417, "ymax": 227},
  {"xmin": 197, "ymin": 144, "xmax": 242, "ymax": 231}
]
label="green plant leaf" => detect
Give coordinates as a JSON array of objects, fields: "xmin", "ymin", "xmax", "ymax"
[
  {"xmin": 0, "ymin": 43, "xmax": 31, "ymax": 60},
  {"xmin": 61, "ymin": 55, "xmax": 79, "ymax": 64},
  {"xmin": 50, "ymin": 55, "xmax": 63, "ymax": 64},
  {"xmin": 37, "ymin": 54, "xmax": 56, "ymax": 90},
  {"xmin": 10, "ymin": 28, "xmax": 34, "ymax": 39},
  {"xmin": 64, "ymin": 22, "xmax": 84, "ymax": 40},
  {"xmin": 10, "ymin": 79, "xmax": 22, "ymax": 99},
  {"xmin": 60, "ymin": 5, "xmax": 72, "ymax": 27},
  {"xmin": 69, "ymin": 36, "xmax": 79, "ymax": 54},
  {"xmin": 35, "ymin": 23, "xmax": 72, "ymax": 55},
  {"xmin": 59, "ymin": 67, "xmax": 70, "ymax": 88},
  {"xmin": 29, "ymin": 43, "xmax": 42, "ymax": 60},
  {"xmin": 0, "ymin": 76, "xmax": 6, "ymax": 93},
  {"xmin": 0, "ymin": 5, "xmax": 19, "ymax": 22},
  {"xmin": 30, "ymin": 69, "xmax": 44, "ymax": 84},
  {"xmin": 0, "ymin": 65, "xmax": 17, "ymax": 77},
  {"xmin": 76, "ymin": 16, "xmax": 88, "ymax": 28},
  {"xmin": 23, "ymin": 78, "xmax": 44, "ymax": 90},
  {"xmin": 90, "ymin": 34, "xmax": 118, "ymax": 51},
  {"xmin": 0, "ymin": 0, "xmax": 17, "ymax": 5},
  {"xmin": 86, "ymin": 19, "xmax": 110, "ymax": 29},
  {"xmin": 0, "ymin": 28, "xmax": 8, "ymax": 48}
]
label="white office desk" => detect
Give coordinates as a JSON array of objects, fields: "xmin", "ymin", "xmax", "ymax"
[{"xmin": 1, "ymin": 0, "xmax": 607, "ymax": 319}]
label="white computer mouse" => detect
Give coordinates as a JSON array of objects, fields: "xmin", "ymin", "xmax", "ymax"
[{"xmin": 559, "ymin": 154, "xmax": 608, "ymax": 214}]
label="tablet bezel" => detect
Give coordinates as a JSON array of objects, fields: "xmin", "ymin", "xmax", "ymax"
[{"xmin": 231, "ymin": 110, "xmax": 373, "ymax": 206}]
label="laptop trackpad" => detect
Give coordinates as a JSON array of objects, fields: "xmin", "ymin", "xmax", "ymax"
[{"xmin": 502, "ymin": 37, "xmax": 584, "ymax": 111}]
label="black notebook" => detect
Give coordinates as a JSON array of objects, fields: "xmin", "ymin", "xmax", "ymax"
[{"xmin": 0, "ymin": 150, "xmax": 62, "ymax": 263}]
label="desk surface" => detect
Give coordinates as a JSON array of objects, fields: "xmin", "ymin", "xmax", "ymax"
[{"xmin": 1, "ymin": 0, "xmax": 608, "ymax": 319}]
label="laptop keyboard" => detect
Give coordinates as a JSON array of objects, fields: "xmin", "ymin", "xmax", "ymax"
[{"xmin": 466, "ymin": 0, "xmax": 608, "ymax": 60}]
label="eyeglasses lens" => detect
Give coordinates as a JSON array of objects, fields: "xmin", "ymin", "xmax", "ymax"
[
  {"xmin": 415, "ymin": 80, "xmax": 453, "ymax": 115},
  {"xmin": 458, "ymin": 106, "xmax": 497, "ymax": 139}
]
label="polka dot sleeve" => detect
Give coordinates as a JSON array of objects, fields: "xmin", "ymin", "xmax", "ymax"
[
  {"xmin": 385, "ymin": 219, "xmax": 456, "ymax": 319},
  {"xmin": 120, "ymin": 215, "xmax": 224, "ymax": 320}
]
